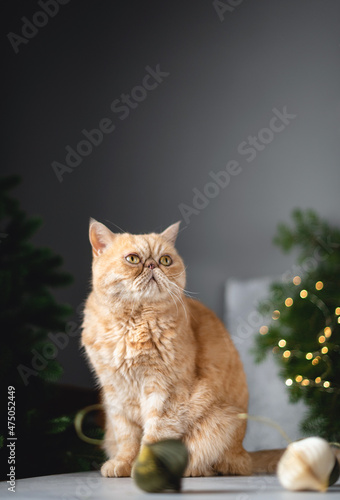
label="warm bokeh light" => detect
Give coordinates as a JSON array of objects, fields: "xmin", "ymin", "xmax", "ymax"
[
  {"xmin": 285, "ymin": 297, "xmax": 293, "ymax": 307},
  {"xmin": 283, "ymin": 350, "xmax": 291, "ymax": 358},
  {"xmin": 315, "ymin": 377, "xmax": 321, "ymax": 384},
  {"xmin": 293, "ymin": 276, "xmax": 301, "ymax": 285},
  {"xmin": 300, "ymin": 290, "xmax": 308, "ymax": 298},
  {"xmin": 318, "ymin": 335, "xmax": 326, "ymax": 344},
  {"xmin": 305, "ymin": 352, "xmax": 313, "ymax": 360},
  {"xmin": 312, "ymin": 358, "xmax": 319, "ymax": 365},
  {"xmin": 285, "ymin": 378, "xmax": 293, "ymax": 386},
  {"xmin": 278, "ymin": 339, "xmax": 286, "ymax": 348},
  {"xmin": 323, "ymin": 381, "xmax": 330, "ymax": 388},
  {"xmin": 259, "ymin": 326, "xmax": 268, "ymax": 335},
  {"xmin": 272, "ymin": 310, "xmax": 280, "ymax": 320},
  {"xmin": 324, "ymin": 327, "xmax": 332, "ymax": 338},
  {"xmin": 321, "ymin": 346, "xmax": 328, "ymax": 354},
  {"xmin": 335, "ymin": 307, "xmax": 340, "ymax": 315},
  {"xmin": 315, "ymin": 281, "xmax": 324, "ymax": 290},
  {"xmin": 295, "ymin": 375, "xmax": 303, "ymax": 382},
  {"xmin": 301, "ymin": 379, "xmax": 310, "ymax": 386}
]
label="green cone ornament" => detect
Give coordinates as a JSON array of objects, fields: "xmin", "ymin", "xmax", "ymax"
[{"xmin": 132, "ymin": 439, "xmax": 189, "ymax": 493}]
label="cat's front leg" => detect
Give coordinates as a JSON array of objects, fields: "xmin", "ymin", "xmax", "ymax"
[
  {"xmin": 141, "ymin": 387, "xmax": 185, "ymax": 445},
  {"xmin": 101, "ymin": 412, "xmax": 142, "ymax": 478}
]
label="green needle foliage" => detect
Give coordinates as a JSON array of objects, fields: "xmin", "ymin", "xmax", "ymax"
[
  {"xmin": 0, "ymin": 176, "xmax": 104, "ymax": 479},
  {"xmin": 254, "ymin": 209, "xmax": 340, "ymax": 442}
]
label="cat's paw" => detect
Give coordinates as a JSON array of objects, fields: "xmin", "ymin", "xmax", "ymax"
[{"xmin": 101, "ymin": 459, "xmax": 132, "ymax": 477}]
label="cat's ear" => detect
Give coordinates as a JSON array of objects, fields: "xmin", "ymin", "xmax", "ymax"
[
  {"xmin": 89, "ymin": 218, "xmax": 116, "ymax": 257},
  {"xmin": 160, "ymin": 221, "xmax": 181, "ymax": 246}
]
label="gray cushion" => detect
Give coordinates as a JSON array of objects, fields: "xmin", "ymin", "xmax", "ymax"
[{"xmin": 225, "ymin": 276, "xmax": 306, "ymax": 451}]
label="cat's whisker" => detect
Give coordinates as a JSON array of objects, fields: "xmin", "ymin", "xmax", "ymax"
[
  {"xmin": 165, "ymin": 287, "xmax": 179, "ymax": 316},
  {"xmin": 170, "ymin": 268, "xmax": 197, "ymax": 294},
  {"xmin": 169, "ymin": 267, "xmax": 187, "ymax": 278},
  {"xmin": 167, "ymin": 277, "xmax": 198, "ymax": 298},
  {"xmin": 166, "ymin": 286, "xmax": 182, "ymax": 318},
  {"xmin": 168, "ymin": 271, "xmax": 199, "ymax": 296},
  {"xmin": 105, "ymin": 219, "xmax": 127, "ymax": 233},
  {"xmin": 182, "ymin": 290, "xmax": 198, "ymax": 298},
  {"xmin": 177, "ymin": 296, "xmax": 188, "ymax": 321},
  {"xmin": 152, "ymin": 272, "xmax": 184, "ymax": 318},
  {"xmin": 166, "ymin": 281, "xmax": 188, "ymax": 320}
]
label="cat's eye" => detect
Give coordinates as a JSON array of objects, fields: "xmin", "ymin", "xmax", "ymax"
[
  {"xmin": 159, "ymin": 255, "xmax": 172, "ymax": 266},
  {"xmin": 126, "ymin": 254, "xmax": 141, "ymax": 264}
]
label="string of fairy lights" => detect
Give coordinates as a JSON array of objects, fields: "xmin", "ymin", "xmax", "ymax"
[{"xmin": 259, "ymin": 275, "xmax": 340, "ymax": 395}]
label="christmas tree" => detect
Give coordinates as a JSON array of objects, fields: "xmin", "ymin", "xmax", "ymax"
[
  {"xmin": 254, "ymin": 209, "xmax": 340, "ymax": 442},
  {"xmin": 0, "ymin": 176, "xmax": 104, "ymax": 479}
]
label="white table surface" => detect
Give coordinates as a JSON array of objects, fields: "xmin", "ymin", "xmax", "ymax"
[{"xmin": 1, "ymin": 472, "xmax": 340, "ymax": 499}]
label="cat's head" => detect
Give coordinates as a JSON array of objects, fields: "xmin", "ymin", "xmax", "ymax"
[{"xmin": 88, "ymin": 219, "xmax": 186, "ymax": 307}]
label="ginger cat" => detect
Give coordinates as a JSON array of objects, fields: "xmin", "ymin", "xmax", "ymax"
[{"xmin": 82, "ymin": 219, "xmax": 252, "ymax": 477}]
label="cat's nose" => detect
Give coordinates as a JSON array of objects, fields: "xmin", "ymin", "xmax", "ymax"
[{"xmin": 145, "ymin": 259, "xmax": 157, "ymax": 270}]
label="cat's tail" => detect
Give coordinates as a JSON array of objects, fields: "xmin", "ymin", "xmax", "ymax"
[
  {"xmin": 249, "ymin": 446, "xmax": 340, "ymax": 475},
  {"xmin": 248, "ymin": 449, "xmax": 286, "ymax": 474}
]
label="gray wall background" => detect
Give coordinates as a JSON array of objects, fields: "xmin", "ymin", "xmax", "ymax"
[{"xmin": 4, "ymin": 0, "xmax": 340, "ymax": 387}]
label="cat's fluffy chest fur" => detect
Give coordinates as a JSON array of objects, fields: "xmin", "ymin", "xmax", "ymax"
[
  {"xmin": 83, "ymin": 294, "xmax": 195, "ymax": 429},
  {"xmin": 82, "ymin": 219, "xmax": 251, "ymax": 478},
  {"xmin": 83, "ymin": 294, "xmax": 193, "ymax": 375}
]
